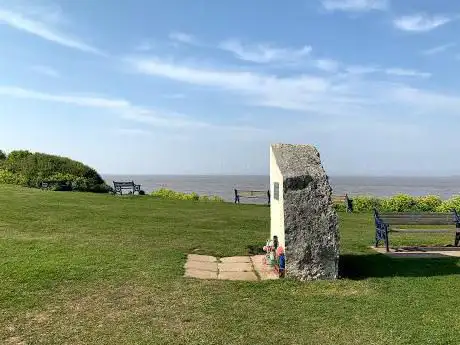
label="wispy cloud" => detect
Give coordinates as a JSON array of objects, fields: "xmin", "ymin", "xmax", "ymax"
[
  {"xmin": 30, "ymin": 65, "xmax": 60, "ymax": 78},
  {"xmin": 135, "ymin": 41, "xmax": 155, "ymax": 52},
  {"xmin": 115, "ymin": 128, "xmax": 151, "ymax": 136},
  {"xmin": 125, "ymin": 57, "xmax": 423, "ymax": 116},
  {"xmin": 0, "ymin": 86, "xmax": 262, "ymax": 133},
  {"xmin": 169, "ymin": 31, "xmax": 199, "ymax": 45},
  {"xmin": 126, "ymin": 56, "xmax": 454, "ymax": 120},
  {"xmin": 344, "ymin": 65, "xmax": 431, "ymax": 78},
  {"xmin": 0, "ymin": 7, "xmax": 103, "ymax": 54},
  {"xmin": 385, "ymin": 68, "xmax": 431, "ymax": 78},
  {"xmin": 393, "ymin": 14, "xmax": 453, "ymax": 32},
  {"xmin": 321, "ymin": 0, "xmax": 388, "ymax": 12},
  {"xmin": 345, "ymin": 65, "xmax": 380, "ymax": 74},
  {"xmin": 315, "ymin": 59, "xmax": 340, "ymax": 72},
  {"xmin": 219, "ymin": 39, "xmax": 312, "ymax": 64},
  {"xmin": 422, "ymin": 43, "xmax": 456, "ymax": 56}
]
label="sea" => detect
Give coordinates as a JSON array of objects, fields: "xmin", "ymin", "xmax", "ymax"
[{"xmin": 102, "ymin": 175, "xmax": 460, "ymax": 203}]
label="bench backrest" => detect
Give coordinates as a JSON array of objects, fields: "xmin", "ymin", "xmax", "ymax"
[
  {"xmin": 113, "ymin": 181, "xmax": 135, "ymax": 187},
  {"xmin": 377, "ymin": 212, "xmax": 456, "ymax": 225},
  {"xmin": 332, "ymin": 195, "xmax": 348, "ymax": 203},
  {"xmin": 235, "ymin": 189, "xmax": 268, "ymax": 198}
]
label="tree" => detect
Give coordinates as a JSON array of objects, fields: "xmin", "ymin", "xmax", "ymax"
[{"xmin": 0, "ymin": 150, "xmax": 6, "ymax": 161}]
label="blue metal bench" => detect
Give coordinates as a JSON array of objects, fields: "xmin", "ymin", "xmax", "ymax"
[{"xmin": 373, "ymin": 208, "xmax": 460, "ymax": 252}]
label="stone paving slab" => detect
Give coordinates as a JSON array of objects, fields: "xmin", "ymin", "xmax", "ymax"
[
  {"xmin": 187, "ymin": 254, "xmax": 218, "ymax": 262},
  {"xmin": 185, "ymin": 260, "xmax": 218, "ymax": 272},
  {"xmin": 185, "ymin": 269, "xmax": 218, "ymax": 280},
  {"xmin": 371, "ymin": 246, "xmax": 460, "ymax": 258},
  {"xmin": 183, "ymin": 254, "xmax": 280, "ymax": 281},
  {"xmin": 251, "ymin": 255, "xmax": 279, "ymax": 280},
  {"xmin": 218, "ymin": 262, "xmax": 253, "ymax": 272},
  {"xmin": 218, "ymin": 271, "xmax": 258, "ymax": 281},
  {"xmin": 220, "ymin": 256, "xmax": 251, "ymax": 263}
]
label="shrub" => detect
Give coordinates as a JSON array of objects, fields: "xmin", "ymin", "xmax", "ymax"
[
  {"xmin": 0, "ymin": 169, "xmax": 28, "ymax": 185},
  {"xmin": 414, "ymin": 195, "xmax": 442, "ymax": 212},
  {"xmin": 0, "ymin": 149, "xmax": 110, "ymax": 193},
  {"xmin": 436, "ymin": 196, "xmax": 460, "ymax": 213},
  {"xmin": 380, "ymin": 194, "xmax": 418, "ymax": 212},
  {"xmin": 202, "ymin": 195, "xmax": 225, "ymax": 203},
  {"xmin": 151, "ymin": 188, "xmax": 225, "ymax": 202},
  {"xmin": 333, "ymin": 202, "xmax": 347, "ymax": 212},
  {"xmin": 139, "ymin": 190, "xmax": 145, "ymax": 195},
  {"xmin": 352, "ymin": 196, "xmax": 382, "ymax": 212},
  {"xmin": 331, "ymin": 193, "xmax": 460, "ymax": 213}
]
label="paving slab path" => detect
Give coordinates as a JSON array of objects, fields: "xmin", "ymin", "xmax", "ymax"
[{"xmin": 184, "ymin": 254, "xmax": 279, "ymax": 281}]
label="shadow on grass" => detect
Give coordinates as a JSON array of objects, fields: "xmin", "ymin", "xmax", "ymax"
[{"xmin": 339, "ymin": 253, "xmax": 460, "ymax": 280}]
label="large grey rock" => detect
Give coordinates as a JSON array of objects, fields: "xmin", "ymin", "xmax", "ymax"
[{"xmin": 271, "ymin": 143, "xmax": 339, "ymax": 281}]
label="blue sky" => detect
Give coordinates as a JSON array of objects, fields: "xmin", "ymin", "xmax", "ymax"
[{"xmin": 1, "ymin": 0, "xmax": 460, "ymax": 175}]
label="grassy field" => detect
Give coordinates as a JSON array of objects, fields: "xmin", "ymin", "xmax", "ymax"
[{"xmin": 0, "ymin": 185, "xmax": 459, "ymax": 345}]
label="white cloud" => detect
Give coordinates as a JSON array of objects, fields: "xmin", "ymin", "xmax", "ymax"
[
  {"xmin": 0, "ymin": 86, "xmax": 129, "ymax": 108},
  {"xmin": 385, "ymin": 68, "xmax": 431, "ymax": 78},
  {"xmin": 321, "ymin": 0, "xmax": 388, "ymax": 12},
  {"xmin": 219, "ymin": 39, "xmax": 312, "ymax": 64},
  {"xmin": 315, "ymin": 59, "xmax": 340, "ymax": 72},
  {"xmin": 30, "ymin": 65, "xmax": 60, "ymax": 78},
  {"xmin": 0, "ymin": 86, "xmax": 262, "ymax": 133},
  {"xmin": 115, "ymin": 128, "xmax": 151, "ymax": 136},
  {"xmin": 422, "ymin": 43, "xmax": 456, "ymax": 55},
  {"xmin": 345, "ymin": 65, "xmax": 380, "ymax": 74},
  {"xmin": 393, "ymin": 14, "xmax": 452, "ymax": 32},
  {"xmin": 0, "ymin": 8, "xmax": 103, "ymax": 54},
  {"xmin": 126, "ymin": 56, "xmax": 460, "ymax": 120},
  {"xmin": 169, "ymin": 32, "xmax": 198, "ymax": 45},
  {"xmin": 344, "ymin": 65, "xmax": 431, "ymax": 78},
  {"xmin": 127, "ymin": 57, "xmax": 339, "ymax": 113},
  {"xmin": 135, "ymin": 41, "xmax": 154, "ymax": 52}
]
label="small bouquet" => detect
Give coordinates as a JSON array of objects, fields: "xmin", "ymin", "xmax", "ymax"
[{"xmin": 263, "ymin": 240, "xmax": 275, "ymax": 265}]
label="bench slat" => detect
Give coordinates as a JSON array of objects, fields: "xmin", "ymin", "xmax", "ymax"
[
  {"xmin": 384, "ymin": 220, "xmax": 456, "ymax": 225},
  {"xmin": 379, "ymin": 213, "xmax": 452, "ymax": 217},
  {"xmin": 391, "ymin": 228, "xmax": 457, "ymax": 233}
]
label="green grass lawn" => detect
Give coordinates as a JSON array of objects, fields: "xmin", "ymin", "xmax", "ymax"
[{"xmin": 0, "ymin": 185, "xmax": 459, "ymax": 345}]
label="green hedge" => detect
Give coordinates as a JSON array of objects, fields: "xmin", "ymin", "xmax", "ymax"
[
  {"xmin": 151, "ymin": 188, "xmax": 225, "ymax": 202},
  {"xmin": 334, "ymin": 194, "xmax": 460, "ymax": 213},
  {"xmin": 0, "ymin": 150, "xmax": 111, "ymax": 193}
]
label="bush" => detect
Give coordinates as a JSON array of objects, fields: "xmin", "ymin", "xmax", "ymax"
[
  {"xmin": 0, "ymin": 169, "xmax": 28, "ymax": 185},
  {"xmin": 151, "ymin": 188, "xmax": 225, "ymax": 202},
  {"xmin": 435, "ymin": 196, "xmax": 460, "ymax": 213},
  {"xmin": 415, "ymin": 195, "xmax": 442, "ymax": 212},
  {"xmin": 332, "ymin": 194, "xmax": 460, "ymax": 213},
  {"xmin": 381, "ymin": 194, "xmax": 418, "ymax": 212},
  {"xmin": 352, "ymin": 196, "xmax": 382, "ymax": 212},
  {"xmin": 0, "ymin": 149, "xmax": 110, "ymax": 193}
]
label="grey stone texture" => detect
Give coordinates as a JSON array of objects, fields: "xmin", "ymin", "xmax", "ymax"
[{"xmin": 271, "ymin": 143, "xmax": 339, "ymax": 281}]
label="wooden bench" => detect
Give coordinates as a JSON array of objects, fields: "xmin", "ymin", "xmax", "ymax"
[
  {"xmin": 332, "ymin": 194, "xmax": 353, "ymax": 212},
  {"xmin": 374, "ymin": 208, "xmax": 460, "ymax": 252},
  {"xmin": 113, "ymin": 181, "xmax": 141, "ymax": 195},
  {"xmin": 41, "ymin": 180, "xmax": 71, "ymax": 191},
  {"xmin": 234, "ymin": 189, "xmax": 270, "ymax": 205}
]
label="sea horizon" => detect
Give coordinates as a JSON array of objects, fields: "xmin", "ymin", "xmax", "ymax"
[{"xmin": 102, "ymin": 174, "xmax": 460, "ymax": 202}]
